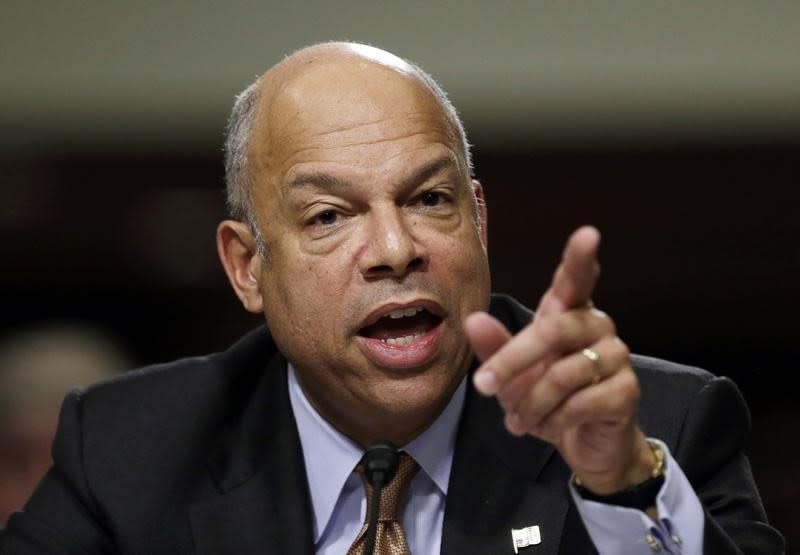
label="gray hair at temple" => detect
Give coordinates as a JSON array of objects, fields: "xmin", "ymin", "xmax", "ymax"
[{"xmin": 223, "ymin": 44, "xmax": 473, "ymax": 260}]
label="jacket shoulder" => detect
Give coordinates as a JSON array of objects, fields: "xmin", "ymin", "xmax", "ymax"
[
  {"xmin": 75, "ymin": 325, "xmax": 275, "ymax": 421},
  {"xmin": 57, "ymin": 326, "xmax": 280, "ymax": 497},
  {"xmin": 631, "ymin": 354, "xmax": 747, "ymax": 449}
]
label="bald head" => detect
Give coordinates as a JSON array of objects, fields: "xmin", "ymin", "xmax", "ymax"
[{"xmin": 224, "ymin": 42, "xmax": 472, "ymax": 233}]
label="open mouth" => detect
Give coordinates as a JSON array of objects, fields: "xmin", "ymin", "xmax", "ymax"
[{"xmin": 358, "ymin": 307, "xmax": 443, "ymax": 347}]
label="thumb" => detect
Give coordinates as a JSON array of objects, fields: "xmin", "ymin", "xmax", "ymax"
[{"xmin": 464, "ymin": 311, "xmax": 512, "ymax": 361}]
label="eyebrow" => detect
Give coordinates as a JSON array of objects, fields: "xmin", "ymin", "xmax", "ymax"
[
  {"xmin": 285, "ymin": 155, "xmax": 460, "ymax": 192},
  {"xmin": 409, "ymin": 155, "xmax": 460, "ymax": 188},
  {"xmin": 286, "ymin": 171, "xmax": 348, "ymax": 191}
]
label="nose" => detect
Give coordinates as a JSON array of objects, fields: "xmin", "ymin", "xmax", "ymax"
[{"xmin": 359, "ymin": 207, "xmax": 427, "ymax": 280}]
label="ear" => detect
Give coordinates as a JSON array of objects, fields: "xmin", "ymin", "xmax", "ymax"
[
  {"xmin": 472, "ymin": 179, "xmax": 488, "ymax": 250},
  {"xmin": 216, "ymin": 220, "xmax": 264, "ymax": 313}
]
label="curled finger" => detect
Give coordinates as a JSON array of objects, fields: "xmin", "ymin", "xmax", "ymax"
[{"xmin": 504, "ymin": 336, "xmax": 626, "ymax": 434}]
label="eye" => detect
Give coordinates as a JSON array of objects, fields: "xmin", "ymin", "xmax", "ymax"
[
  {"xmin": 313, "ymin": 210, "xmax": 338, "ymax": 226},
  {"xmin": 420, "ymin": 191, "xmax": 445, "ymax": 207}
]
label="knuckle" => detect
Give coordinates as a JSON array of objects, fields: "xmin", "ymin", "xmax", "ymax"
[
  {"xmin": 587, "ymin": 307, "xmax": 616, "ymax": 337},
  {"xmin": 608, "ymin": 337, "xmax": 631, "ymax": 364},
  {"xmin": 614, "ymin": 337, "xmax": 631, "ymax": 358},
  {"xmin": 537, "ymin": 314, "xmax": 566, "ymax": 346},
  {"xmin": 617, "ymin": 370, "xmax": 641, "ymax": 402},
  {"xmin": 598, "ymin": 314, "xmax": 616, "ymax": 336},
  {"xmin": 549, "ymin": 365, "xmax": 576, "ymax": 390},
  {"xmin": 589, "ymin": 306, "xmax": 608, "ymax": 320}
]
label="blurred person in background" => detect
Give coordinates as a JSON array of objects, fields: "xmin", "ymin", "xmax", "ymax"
[{"xmin": 0, "ymin": 324, "xmax": 128, "ymax": 526}]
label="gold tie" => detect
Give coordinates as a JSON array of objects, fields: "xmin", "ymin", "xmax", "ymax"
[{"xmin": 347, "ymin": 452, "xmax": 420, "ymax": 555}]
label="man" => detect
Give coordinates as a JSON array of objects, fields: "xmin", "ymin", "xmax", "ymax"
[{"xmin": 1, "ymin": 42, "xmax": 783, "ymax": 554}]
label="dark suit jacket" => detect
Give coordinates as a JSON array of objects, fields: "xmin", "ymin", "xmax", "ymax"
[{"xmin": 1, "ymin": 295, "xmax": 784, "ymax": 554}]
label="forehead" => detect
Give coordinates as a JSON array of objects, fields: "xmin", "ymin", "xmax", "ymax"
[{"xmin": 249, "ymin": 53, "xmax": 462, "ymax": 186}]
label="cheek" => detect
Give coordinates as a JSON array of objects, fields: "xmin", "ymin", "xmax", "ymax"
[
  {"xmin": 437, "ymin": 227, "xmax": 488, "ymax": 271},
  {"xmin": 260, "ymin": 272, "xmax": 332, "ymax": 369},
  {"xmin": 438, "ymin": 229, "xmax": 492, "ymax": 305},
  {"xmin": 261, "ymin": 250, "xmax": 351, "ymax": 338}
]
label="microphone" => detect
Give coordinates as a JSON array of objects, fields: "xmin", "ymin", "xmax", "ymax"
[{"xmin": 361, "ymin": 441, "xmax": 399, "ymax": 555}]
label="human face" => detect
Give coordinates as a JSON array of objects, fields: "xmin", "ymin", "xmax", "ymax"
[{"xmin": 249, "ymin": 57, "xmax": 490, "ymax": 445}]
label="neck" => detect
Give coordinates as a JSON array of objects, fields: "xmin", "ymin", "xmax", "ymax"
[{"xmin": 295, "ymin": 377, "xmax": 460, "ymax": 449}]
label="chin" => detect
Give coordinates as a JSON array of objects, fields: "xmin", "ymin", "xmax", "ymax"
[{"xmin": 371, "ymin": 368, "xmax": 461, "ymax": 418}]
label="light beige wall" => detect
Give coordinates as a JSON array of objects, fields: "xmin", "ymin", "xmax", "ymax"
[{"xmin": 2, "ymin": 1, "xmax": 799, "ymax": 145}]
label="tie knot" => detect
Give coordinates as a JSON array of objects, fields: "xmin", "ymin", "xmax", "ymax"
[{"xmin": 361, "ymin": 451, "xmax": 420, "ymax": 522}]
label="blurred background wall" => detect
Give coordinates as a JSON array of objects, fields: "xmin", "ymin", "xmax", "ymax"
[{"xmin": 1, "ymin": 0, "xmax": 798, "ymax": 546}]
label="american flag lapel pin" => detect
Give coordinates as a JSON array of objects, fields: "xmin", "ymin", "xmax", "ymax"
[{"xmin": 511, "ymin": 525, "xmax": 541, "ymax": 553}]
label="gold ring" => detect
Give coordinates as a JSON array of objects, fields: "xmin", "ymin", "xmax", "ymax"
[{"xmin": 581, "ymin": 348, "xmax": 602, "ymax": 385}]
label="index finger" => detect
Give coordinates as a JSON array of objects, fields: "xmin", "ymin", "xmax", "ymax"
[{"xmin": 542, "ymin": 226, "xmax": 601, "ymax": 315}]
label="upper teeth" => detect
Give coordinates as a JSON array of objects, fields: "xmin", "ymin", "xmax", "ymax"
[{"xmin": 386, "ymin": 307, "xmax": 423, "ymax": 319}]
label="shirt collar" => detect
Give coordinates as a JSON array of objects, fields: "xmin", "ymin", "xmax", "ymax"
[
  {"xmin": 288, "ymin": 364, "xmax": 467, "ymax": 542},
  {"xmin": 403, "ymin": 377, "xmax": 466, "ymax": 495}
]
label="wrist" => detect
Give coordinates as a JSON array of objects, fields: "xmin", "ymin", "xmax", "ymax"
[
  {"xmin": 575, "ymin": 436, "xmax": 663, "ymax": 495},
  {"xmin": 573, "ymin": 439, "xmax": 667, "ymax": 511}
]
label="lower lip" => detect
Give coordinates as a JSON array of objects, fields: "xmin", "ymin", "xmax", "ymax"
[{"xmin": 355, "ymin": 324, "xmax": 443, "ymax": 369}]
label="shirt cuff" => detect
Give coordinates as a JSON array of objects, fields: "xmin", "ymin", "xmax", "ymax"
[{"xmin": 568, "ymin": 439, "xmax": 704, "ymax": 554}]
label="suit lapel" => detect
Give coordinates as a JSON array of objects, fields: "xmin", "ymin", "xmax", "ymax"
[
  {"xmin": 441, "ymin": 382, "xmax": 572, "ymax": 555},
  {"xmin": 190, "ymin": 330, "xmax": 315, "ymax": 555},
  {"xmin": 441, "ymin": 296, "xmax": 585, "ymax": 555}
]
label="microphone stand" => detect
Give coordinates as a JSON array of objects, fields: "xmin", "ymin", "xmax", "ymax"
[{"xmin": 361, "ymin": 441, "xmax": 398, "ymax": 555}]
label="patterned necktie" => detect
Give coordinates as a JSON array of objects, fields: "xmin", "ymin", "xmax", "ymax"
[{"xmin": 347, "ymin": 451, "xmax": 420, "ymax": 555}]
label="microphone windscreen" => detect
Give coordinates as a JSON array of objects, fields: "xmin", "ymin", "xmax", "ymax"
[{"xmin": 361, "ymin": 441, "xmax": 399, "ymax": 486}]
